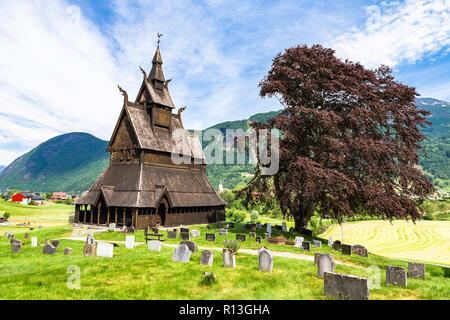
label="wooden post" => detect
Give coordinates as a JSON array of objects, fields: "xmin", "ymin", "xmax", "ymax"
[
  {"xmin": 90, "ymin": 206, "xmax": 94, "ymax": 224},
  {"xmin": 122, "ymin": 209, "xmax": 125, "ymax": 227},
  {"xmin": 107, "ymin": 207, "xmax": 110, "ymax": 226},
  {"xmin": 114, "ymin": 207, "xmax": 118, "ymax": 226}
]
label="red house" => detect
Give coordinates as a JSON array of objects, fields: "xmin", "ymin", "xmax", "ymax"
[
  {"xmin": 51, "ymin": 192, "xmax": 68, "ymax": 201},
  {"xmin": 11, "ymin": 192, "xmax": 45, "ymax": 205}
]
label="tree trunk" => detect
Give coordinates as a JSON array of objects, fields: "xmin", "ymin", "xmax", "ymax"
[{"xmin": 294, "ymin": 201, "xmax": 316, "ymax": 232}]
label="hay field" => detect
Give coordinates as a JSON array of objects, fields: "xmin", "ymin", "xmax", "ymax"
[{"xmin": 320, "ymin": 220, "xmax": 450, "ymax": 265}]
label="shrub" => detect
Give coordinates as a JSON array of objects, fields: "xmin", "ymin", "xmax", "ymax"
[
  {"xmin": 250, "ymin": 210, "xmax": 259, "ymax": 223},
  {"xmin": 201, "ymin": 272, "xmax": 217, "ymax": 286},
  {"xmin": 231, "ymin": 210, "xmax": 246, "ymax": 224},
  {"xmin": 3, "ymin": 212, "xmax": 10, "ymax": 221},
  {"xmin": 223, "ymin": 239, "xmax": 241, "ymax": 253}
]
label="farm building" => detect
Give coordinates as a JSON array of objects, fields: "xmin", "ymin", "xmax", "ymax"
[
  {"xmin": 11, "ymin": 192, "xmax": 45, "ymax": 205},
  {"xmin": 51, "ymin": 192, "xmax": 68, "ymax": 201},
  {"xmin": 74, "ymin": 43, "xmax": 226, "ymax": 229}
]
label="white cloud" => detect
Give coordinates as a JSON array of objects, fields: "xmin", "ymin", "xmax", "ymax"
[{"xmin": 331, "ymin": 0, "xmax": 450, "ymax": 69}]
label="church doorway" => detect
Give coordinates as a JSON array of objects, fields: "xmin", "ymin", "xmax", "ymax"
[{"xmin": 157, "ymin": 203, "xmax": 166, "ymax": 226}]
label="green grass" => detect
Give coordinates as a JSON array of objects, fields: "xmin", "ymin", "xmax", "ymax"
[{"xmin": 0, "ymin": 200, "xmax": 72, "ymax": 221}]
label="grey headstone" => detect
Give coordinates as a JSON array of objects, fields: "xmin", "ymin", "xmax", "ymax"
[
  {"xmin": 180, "ymin": 241, "xmax": 197, "ymax": 253},
  {"xmin": 96, "ymin": 243, "xmax": 114, "ymax": 258},
  {"xmin": 43, "ymin": 244, "xmax": 56, "ymax": 255},
  {"xmin": 172, "ymin": 244, "xmax": 191, "ymax": 263},
  {"xmin": 313, "ymin": 240, "xmax": 322, "ymax": 248},
  {"xmin": 256, "ymin": 223, "xmax": 262, "ymax": 229},
  {"xmin": 264, "ymin": 233, "xmax": 271, "ymax": 240},
  {"xmin": 200, "ymin": 250, "xmax": 214, "ymax": 266},
  {"xmin": 191, "ymin": 229, "xmax": 200, "ymax": 238},
  {"xmin": 341, "ymin": 244, "xmax": 352, "ymax": 255},
  {"xmin": 180, "ymin": 231, "xmax": 190, "ymax": 241},
  {"xmin": 218, "ymin": 229, "xmax": 228, "ymax": 236},
  {"xmin": 86, "ymin": 234, "xmax": 95, "ymax": 245},
  {"xmin": 12, "ymin": 243, "xmax": 21, "ymax": 253},
  {"xmin": 386, "ymin": 265, "xmax": 407, "ymax": 286},
  {"xmin": 266, "ymin": 222, "xmax": 271, "ymax": 234},
  {"xmin": 64, "ymin": 247, "xmax": 72, "ymax": 255},
  {"xmin": 222, "ymin": 250, "xmax": 236, "ymax": 268},
  {"xmin": 258, "ymin": 247, "xmax": 273, "ymax": 272},
  {"xmin": 408, "ymin": 262, "xmax": 425, "ymax": 279},
  {"xmin": 282, "ymin": 222, "xmax": 287, "ymax": 232},
  {"xmin": 328, "ymin": 237, "xmax": 334, "ymax": 246},
  {"xmin": 295, "ymin": 237, "xmax": 304, "ymax": 247},
  {"xmin": 317, "ymin": 254, "xmax": 335, "ymax": 278},
  {"xmin": 255, "ymin": 236, "xmax": 262, "ymax": 243},
  {"xmin": 24, "ymin": 232, "xmax": 29, "ymax": 240},
  {"xmin": 147, "ymin": 241, "xmax": 162, "ymax": 252},
  {"xmin": 236, "ymin": 234, "xmax": 247, "ymax": 242},
  {"xmin": 314, "ymin": 252, "xmax": 335, "ymax": 266},
  {"xmin": 324, "ymin": 272, "xmax": 370, "ymax": 300},
  {"xmin": 302, "ymin": 241, "xmax": 311, "ymax": 251},
  {"xmin": 52, "ymin": 240, "xmax": 60, "ymax": 248},
  {"xmin": 108, "ymin": 223, "xmax": 115, "ymax": 231},
  {"xmin": 10, "ymin": 234, "xmax": 15, "ymax": 240},
  {"xmin": 125, "ymin": 235, "xmax": 135, "ymax": 249},
  {"xmin": 167, "ymin": 230, "xmax": 178, "ymax": 238},
  {"xmin": 352, "ymin": 244, "xmax": 368, "ymax": 257},
  {"xmin": 180, "ymin": 227, "xmax": 189, "ymax": 233},
  {"xmin": 249, "ymin": 231, "xmax": 256, "ymax": 238},
  {"xmin": 206, "ymin": 233, "xmax": 216, "ymax": 242}
]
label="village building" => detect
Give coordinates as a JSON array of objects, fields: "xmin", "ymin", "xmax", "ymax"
[
  {"xmin": 74, "ymin": 42, "xmax": 226, "ymax": 229},
  {"xmin": 51, "ymin": 192, "xmax": 68, "ymax": 201},
  {"xmin": 11, "ymin": 192, "xmax": 45, "ymax": 205}
]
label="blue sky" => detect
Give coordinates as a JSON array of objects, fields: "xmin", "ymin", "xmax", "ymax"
[{"xmin": 0, "ymin": 0, "xmax": 449, "ymax": 165}]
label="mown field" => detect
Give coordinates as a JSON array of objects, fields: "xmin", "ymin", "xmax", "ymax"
[
  {"xmin": 320, "ymin": 220, "xmax": 450, "ymax": 265},
  {"xmin": 0, "ymin": 200, "xmax": 72, "ymax": 223}
]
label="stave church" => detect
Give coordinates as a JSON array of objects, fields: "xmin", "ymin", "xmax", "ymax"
[{"xmin": 74, "ymin": 39, "xmax": 226, "ymax": 229}]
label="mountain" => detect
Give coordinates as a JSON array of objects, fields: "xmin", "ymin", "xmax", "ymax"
[
  {"xmin": 0, "ymin": 98, "xmax": 448, "ymax": 194},
  {"xmin": 0, "ymin": 132, "xmax": 109, "ymax": 194},
  {"xmin": 0, "ymin": 165, "xmax": 5, "ymax": 173}
]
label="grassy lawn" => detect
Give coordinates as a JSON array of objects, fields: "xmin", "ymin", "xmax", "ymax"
[
  {"xmin": 320, "ymin": 220, "xmax": 450, "ymax": 265},
  {"xmin": 0, "ymin": 200, "xmax": 72, "ymax": 222},
  {"xmin": 1, "ymin": 227, "xmax": 449, "ymax": 300}
]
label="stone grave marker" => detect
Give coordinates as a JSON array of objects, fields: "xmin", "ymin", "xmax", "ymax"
[
  {"xmin": 31, "ymin": 237, "xmax": 38, "ymax": 247},
  {"xmin": 83, "ymin": 244, "xmax": 96, "ymax": 256},
  {"xmin": 3, "ymin": 232, "xmax": 9, "ymax": 238},
  {"xmin": 249, "ymin": 231, "xmax": 256, "ymax": 238},
  {"xmin": 64, "ymin": 248, "xmax": 72, "ymax": 255},
  {"xmin": 180, "ymin": 231, "xmax": 190, "ymax": 241},
  {"xmin": 302, "ymin": 241, "xmax": 311, "ymax": 251},
  {"xmin": 12, "ymin": 243, "xmax": 21, "ymax": 253},
  {"xmin": 96, "ymin": 242, "xmax": 114, "ymax": 258},
  {"xmin": 167, "ymin": 230, "xmax": 178, "ymax": 238},
  {"xmin": 264, "ymin": 232, "xmax": 271, "ymax": 240},
  {"xmin": 200, "ymin": 250, "xmax": 214, "ymax": 266},
  {"xmin": 332, "ymin": 241, "xmax": 342, "ymax": 251},
  {"xmin": 125, "ymin": 236, "xmax": 135, "ymax": 249},
  {"xmin": 328, "ymin": 237, "xmax": 334, "ymax": 246},
  {"xmin": 324, "ymin": 272, "xmax": 370, "ymax": 300},
  {"xmin": 341, "ymin": 244, "xmax": 352, "ymax": 255},
  {"xmin": 172, "ymin": 244, "xmax": 191, "ymax": 263},
  {"xmin": 236, "ymin": 234, "xmax": 247, "ymax": 242},
  {"xmin": 180, "ymin": 227, "xmax": 189, "ymax": 233},
  {"xmin": 147, "ymin": 240, "xmax": 162, "ymax": 252},
  {"xmin": 256, "ymin": 223, "xmax": 262, "ymax": 229},
  {"xmin": 352, "ymin": 244, "xmax": 368, "ymax": 257},
  {"xmin": 386, "ymin": 265, "xmax": 407, "ymax": 286},
  {"xmin": 282, "ymin": 222, "xmax": 287, "ymax": 232},
  {"xmin": 314, "ymin": 252, "xmax": 334, "ymax": 266},
  {"xmin": 52, "ymin": 240, "xmax": 60, "ymax": 248},
  {"xmin": 222, "ymin": 249, "xmax": 236, "ymax": 268},
  {"xmin": 108, "ymin": 223, "xmax": 115, "ymax": 231},
  {"xmin": 86, "ymin": 234, "xmax": 95, "ymax": 245},
  {"xmin": 294, "ymin": 237, "xmax": 304, "ymax": 248},
  {"xmin": 206, "ymin": 233, "xmax": 216, "ymax": 242},
  {"xmin": 313, "ymin": 240, "xmax": 322, "ymax": 248},
  {"xmin": 258, "ymin": 247, "xmax": 274, "ymax": 272},
  {"xmin": 43, "ymin": 244, "xmax": 56, "ymax": 255},
  {"xmin": 408, "ymin": 262, "xmax": 425, "ymax": 279},
  {"xmin": 191, "ymin": 229, "xmax": 200, "ymax": 238},
  {"xmin": 24, "ymin": 232, "xmax": 29, "ymax": 240},
  {"xmin": 218, "ymin": 229, "xmax": 228, "ymax": 236},
  {"xmin": 180, "ymin": 241, "xmax": 197, "ymax": 253},
  {"xmin": 266, "ymin": 222, "xmax": 271, "ymax": 234},
  {"xmin": 10, "ymin": 234, "xmax": 15, "ymax": 240},
  {"xmin": 317, "ymin": 254, "xmax": 335, "ymax": 278},
  {"xmin": 255, "ymin": 236, "xmax": 262, "ymax": 243}
]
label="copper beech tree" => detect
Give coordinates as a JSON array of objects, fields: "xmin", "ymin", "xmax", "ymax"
[{"xmin": 243, "ymin": 44, "xmax": 434, "ymax": 231}]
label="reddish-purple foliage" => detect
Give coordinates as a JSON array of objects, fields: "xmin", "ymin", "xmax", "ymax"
[{"xmin": 243, "ymin": 44, "xmax": 434, "ymax": 231}]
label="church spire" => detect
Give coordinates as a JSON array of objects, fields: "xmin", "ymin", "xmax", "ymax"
[{"xmin": 149, "ymin": 33, "xmax": 165, "ymax": 83}]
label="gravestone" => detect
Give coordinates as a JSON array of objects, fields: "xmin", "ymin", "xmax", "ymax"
[
  {"xmin": 255, "ymin": 236, "xmax": 262, "ymax": 243},
  {"xmin": 24, "ymin": 232, "xmax": 29, "ymax": 240},
  {"xmin": 408, "ymin": 262, "xmax": 425, "ymax": 279},
  {"xmin": 180, "ymin": 231, "xmax": 190, "ymax": 241},
  {"xmin": 108, "ymin": 223, "xmax": 115, "ymax": 231},
  {"xmin": 328, "ymin": 237, "xmax": 334, "ymax": 246},
  {"xmin": 266, "ymin": 222, "xmax": 271, "ymax": 234},
  {"xmin": 3, "ymin": 232, "xmax": 8, "ymax": 238},
  {"xmin": 249, "ymin": 231, "xmax": 256, "ymax": 238},
  {"xmin": 96, "ymin": 243, "xmax": 114, "ymax": 258},
  {"xmin": 282, "ymin": 222, "xmax": 287, "ymax": 232},
  {"xmin": 317, "ymin": 254, "xmax": 335, "ymax": 278},
  {"xmin": 86, "ymin": 234, "xmax": 95, "ymax": 245},
  {"xmin": 258, "ymin": 247, "xmax": 274, "ymax": 272},
  {"xmin": 180, "ymin": 227, "xmax": 189, "ymax": 233},
  {"xmin": 352, "ymin": 244, "xmax": 368, "ymax": 257},
  {"xmin": 167, "ymin": 230, "xmax": 178, "ymax": 238},
  {"xmin": 83, "ymin": 244, "xmax": 96, "ymax": 256},
  {"xmin": 43, "ymin": 244, "xmax": 56, "ymax": 255},
  {"xmin": 45, "ymin": 239, "xmax": 50, "ymax": 245},
  {"xmin": 313, "ymin": 240, "xmax": 322, "ymax": 248},
  {"xmin": 341, "ymin": 244, "xmax": 352, "ymax": 255},
  {"xmin": 218, "ymin": 229, "xmax": 228, "ymax": 236},
  {"xmin": 64, "ymin": 247, "xmax": 72, "ymax": 255},
  {"xmin": 302, "ymin": 241, "xmax": 311, "ymax": 251},
  {"xmin": 324, "ymin": 272, "xmax": 370, "ymax": 300},
  {"xmin": 191, "ymin": 229, "xmax": 200, "ymax": 238},
  {"xmin": 301, "ymin": 228, "xmax": 313, "ymax": 236},
  {"xmin": 236, "ymin": 234, "xmax": 247, "ymax": 242},
  {"xmin": 200, "ymin": 250, "xmax": 214, "ymax": 266},
  {"xmin": 52, "ymin": 240, "xmax": 60, "ymax": 248},
  {"xmin": 206, "ymin": 233, "xmax": 216, "ymax": 242},
  {"xmin": 222, "ymin": 249, "xmax": 236, "ymax": 268},
  {"xmin": 294, "ymin": 237, "xmax": 304, "ymax": 248},
  {"xmin": 289, "ymin": 227, "xmax": 294, "ymax": 233},
  {"xmin": 10, "ymin": 234, "xmax": 15, "ymax": 240},
  {"xmin": 12, "ymin": 243, "xmax": 21, "ymax": 253},
  {"xmin": 264, "ymin": 233, "xmax": 271, "ymax": 240},
  {"xmin": 314, "ymin": 252, "xmax": 335, "ymax": 266},
  {"xmin": 256, "ymin": 223, "xmax": 262, "ymax": 229},
  {"xmin": 125, "ymin": 236, "xmax": 135, "ymax": 249},
  {"xmin": 31, "ymin": 237, "xmax": 38, "ymax": 247},
  {"xmin": 172, "ymin": 244, "xmax": 191, "ymax": 263},
  {"xmin": 180, "ymin": 241, "xmax": 197, "ymax": 253},
  {"xmin": 386, "ymin": 265, "xmax": 407, "ymax": 286}
]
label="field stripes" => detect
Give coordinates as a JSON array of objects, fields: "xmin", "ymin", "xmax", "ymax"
[{"xmin": 320, "ymin": 220, "xmax": 450, "ymax": 265}]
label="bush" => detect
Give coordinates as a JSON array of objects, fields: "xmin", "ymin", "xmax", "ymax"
[
  {"xmin": 3, "ymin": 212, "xmax": 9, "ymax": 221},
  {"xmin": 250, "ymin": 210, "xmax": 259, "ymax": 223},
  {"xmin": 201, "ymin": 272, "xmax": 217, "ymax": 286},
  {"xmin": 223, "ymin": 240, "xmax": 241, "ymax": 253},
  {"xmin": 231, "ymin": 210, "xmax": 246, "ymax": 224}
]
